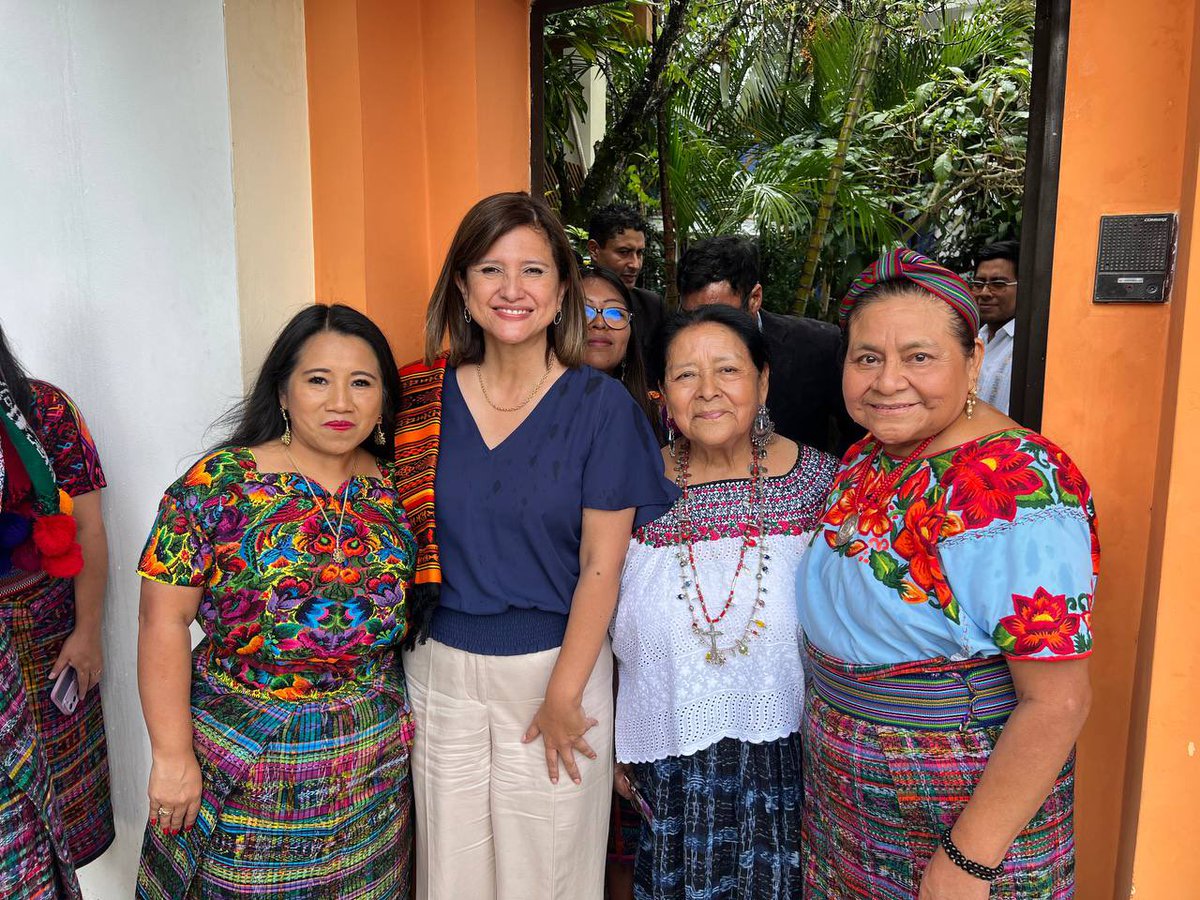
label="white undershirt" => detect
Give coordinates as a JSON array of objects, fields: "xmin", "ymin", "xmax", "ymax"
[{"xmin": 978, "ymin": 319, "xmax": 1016, "ymax": 414}]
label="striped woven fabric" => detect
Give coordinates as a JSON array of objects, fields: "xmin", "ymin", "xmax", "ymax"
[
  {"xmin": 808, "ymin": 643, "xmax": 1017, "ymax": 731},
  {"xmin": 839, "ymin": 248, "xmax": 980, "ymax": 334},
  {"xmin": 0, "ymin": 572, "xmax": 114, "ymax": 865},
  {"xmin": 393, "ymin": 356, "xmax": 446, "ymax": 588},
  {"xmin": 802, "ymin": 651, "xmax": 1076, "ymax": 898},
  {"xmin": 136, "ymin": 646, "xmax": 414, "ymax": 899},
  {"xmin": 0, "ymin": 614, "xmax": 81, "ymax": 900}
]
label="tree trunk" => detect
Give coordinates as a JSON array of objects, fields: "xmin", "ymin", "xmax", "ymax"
[
  {"xmin": 658, "ymin": 101, "xmax": 679, "ymax": 310},
  {"xmin": 568, "ymin": 0, "xmax": 691, "ymax": 225},
  {"xmin": 792, "ymin": 16, "xmax": 886, "ymax": 316}
]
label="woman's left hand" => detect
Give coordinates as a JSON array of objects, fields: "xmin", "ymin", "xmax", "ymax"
[
  {"xmin": 522, "ymin": 693, "xmax": 599, "ymax": 785},
  {"xmin": 918, "ymin": 848, "xmax": 991, "ymax": 900},
  {"xmin": 51, "ymin": 626, "xmax": 104, "ymax": 696}
]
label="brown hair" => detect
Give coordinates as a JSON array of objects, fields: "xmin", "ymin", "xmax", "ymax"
[{"xmin": 424, "ymin": 192, "xmax": 586, "ymax": 366}]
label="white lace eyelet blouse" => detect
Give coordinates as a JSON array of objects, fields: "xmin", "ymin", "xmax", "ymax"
[{"xmin": 611, "ymin": 444, "xmax": 837, "ymax": 764}]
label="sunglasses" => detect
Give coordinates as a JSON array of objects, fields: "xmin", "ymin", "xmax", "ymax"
[{"xmin": 584, "ymin": 305, "xmax": 632, "ymax": 330}]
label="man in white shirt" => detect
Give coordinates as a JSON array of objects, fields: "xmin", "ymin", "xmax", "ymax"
[{"xmin": 968, "ymin": 240, "xmax": 1020, "ymax": 414}]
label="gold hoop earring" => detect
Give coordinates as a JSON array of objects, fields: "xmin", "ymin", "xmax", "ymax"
[
  {"xmin": 374, "ymin": 419, "xmax": 387, "ymax": 447},
  {"xmin": 280, "ymin": 407, "xmax": 292, "ymax": 445},
  {"xmin": 965, "ymin": 388, "xmax": 978, "ymax": 420}
]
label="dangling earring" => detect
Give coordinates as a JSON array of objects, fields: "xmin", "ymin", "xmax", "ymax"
[
  {"xmin": 618, "ymin": 361, "xmax": 626, "ymax": 381},
  {"xmin": 374, "ymin": 418, "xmax": 387, "ymax": 447},
  {"xmin": 965, "ymin": 388, "xmax": 978, "ymax": 420},
  {"xmin": 280, "ymin": 407, "xmax": 292, "ymax": 446},
  {"xmin": 463, "ymin": 305, "xmax": 472, "ymax": 324},
  {"xmin": 751, "ymin": 404, "xmax": 774, "ymax": 452},
  {"xmin": 666, "ymin": 417, "xmax": 677, "ymax": 456},
  {"xmin": 553, "ymin": 307, "xmax": 563, "ymax": 326}
]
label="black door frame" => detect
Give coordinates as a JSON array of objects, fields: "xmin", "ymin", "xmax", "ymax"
[{"xmin": 529, "ymin": 0, "xmax": 1071, "ymax": 429}]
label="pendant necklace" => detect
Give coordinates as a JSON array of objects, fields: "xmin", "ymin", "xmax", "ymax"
[
  {"xmin": 834, "ymin": 435, "xmax": 936, "ymax": 549},
  {"xmin": 672, "ymin": 440, "xmax": 770, "ymax": 665},
  {"xmin": 284, "ymin": 448, "xmax": 354, "ymax": 564}
]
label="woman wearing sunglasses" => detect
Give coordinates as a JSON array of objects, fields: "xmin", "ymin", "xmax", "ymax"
[{"xmin": 581, "ymin": 265, "xmax": 662, "ymax": 445}]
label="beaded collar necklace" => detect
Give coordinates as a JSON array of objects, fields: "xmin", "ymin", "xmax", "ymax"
[
  {"xmin": 672, "ymin": 439, "xmax": 770, "ymax": 666},
  {"xmin": 833, "ymin": 435, "xmax": 935, "ymax": 549}
]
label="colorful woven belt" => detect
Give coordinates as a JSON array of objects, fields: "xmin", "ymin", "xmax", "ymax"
[{"xmin": 809, "ymin": 651, "xmax": 1017, "ymax": 731}]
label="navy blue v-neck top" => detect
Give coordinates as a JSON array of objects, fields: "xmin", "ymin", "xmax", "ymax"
[{"xmin": 429, "ymin": 365, "xmax": 678, "ymax": 655}]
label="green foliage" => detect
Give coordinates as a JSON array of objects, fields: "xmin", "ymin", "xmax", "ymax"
[{"xmin": 542, "ymin": 0, "xmax": 1034, "ymax": 317}]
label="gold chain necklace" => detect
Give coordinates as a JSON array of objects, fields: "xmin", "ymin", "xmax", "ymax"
[
  {"xmin": 476, "ymin": 360, "xmax": 553, "ymax": 413},
  {"xmin": 284, "ymin": 447, "xmax": 353, "ymax": 564}
]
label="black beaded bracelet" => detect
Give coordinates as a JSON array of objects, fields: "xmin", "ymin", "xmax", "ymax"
[{"xmin": 940, "ymin": 831, "xmax": 1004, "ymax": 882}]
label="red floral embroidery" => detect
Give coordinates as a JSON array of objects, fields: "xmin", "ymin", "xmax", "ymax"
[
  {"xmin": 997, "ymin": 587, "xmax": 1082, "ymax": 655},
  {"xmin": 944, "ymin": 437, "xmax": 1043, "ymax": 528},
  {"xmin": 893, "ymin": 495, "xmax": 960, "ymax": 609},
  {"xmin": 1046, "ymin": 443, "xmax": 1088, "ymax": 505}
]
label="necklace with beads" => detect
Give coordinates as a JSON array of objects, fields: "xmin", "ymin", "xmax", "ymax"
[
  {"xmin": 476, "ymin": 359, "xmax": 554, "ymax": 413},
  {"xmin": 834, "ymin": 435, "xmax": 935, "ymax": 548},
  {"xmin": 284, "ymin": 447, "xmax": 354, "ymax": 564},
  {"xmin": 672, "ymin": 439, "xmax": 770, "ymax": 666}
]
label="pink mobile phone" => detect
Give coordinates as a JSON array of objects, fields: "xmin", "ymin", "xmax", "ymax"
[{"xmin": 50, "ymin": 666, "xmax": 80, "ymax": 715}]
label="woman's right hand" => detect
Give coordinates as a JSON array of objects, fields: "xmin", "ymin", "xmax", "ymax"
[
  {"xmin": 148, "ymin": 751, "xmax": 203, "ymax": 836},
  {"xmin": 614, "ymin": 762, "xmax": 634, "ymax": 800}
]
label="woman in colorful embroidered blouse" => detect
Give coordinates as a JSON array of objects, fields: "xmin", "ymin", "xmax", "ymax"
[
  {"xmin": 399, "ymin": 193, "xmax": 675, "ymax": 900},
  {"xmin": 136, "ymin": 305, "xmax": 417, "ymax": 899},
  {"xmin": 611, "ymin": 305, "xmax": 837, "ymax": 900},
  {"xmin": 796, "ymin": 249, "xmax": 1098, "ymax": 900},
  {"xmin": 0, "ymin": 322, "xmax": 114, "ymax": 875}
]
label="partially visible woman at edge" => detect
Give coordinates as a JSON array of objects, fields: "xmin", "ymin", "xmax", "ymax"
[
  {"xmin": 611, "ymin": 305, "xmax": 836, "ymax": 899},
  {"xmin": 580, "ymin": 264, "xmax": 662, "ymax": 443},
  {"xmin": 136, "ymin": 304, "xmax": 418, "ymax": 898},
  {"xmin": 394, "ymin": 192, "xmax": 676, "ymax": 899},
  {"xmin": 0, "ymin": 321, "xmax": 114, "ymax": 869},
  {"xmin": 579, "ymin": 264, "xmax": 660, "ymax": 900},
  {"xmin": 797, "ymin": 248, "xmax": 1098, "ymax": 899}
]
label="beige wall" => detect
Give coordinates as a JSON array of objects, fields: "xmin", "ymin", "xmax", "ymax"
[{"xmin": 226, "ymin": 0, "xmax": 316, "ymax": 386}]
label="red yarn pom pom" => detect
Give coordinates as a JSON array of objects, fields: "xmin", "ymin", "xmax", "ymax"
[
  {"xmin": 33, "ymin": 514, "xmax": 77, "ymax": 557},
  {"xmin": 42, "ymin": 543, "xmax": 84, "ymax": 579}
]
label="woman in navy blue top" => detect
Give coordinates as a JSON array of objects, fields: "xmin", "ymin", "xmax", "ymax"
[{"xmin": 400, "ymin": 193, "xmax": 676, "ymax": 900}]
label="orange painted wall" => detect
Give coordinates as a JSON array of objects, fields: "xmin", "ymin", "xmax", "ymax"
[
  {"xmin": 305, "ymin": 0, "xmax": 530, "ymax": 364},
  {"xmin": 1116, "ymin": 2, "xmax": 1200, "ymax": 894},
  {"xmin": 1042, "ymin": 0, "xmax": 1199, "ymax": 895}
]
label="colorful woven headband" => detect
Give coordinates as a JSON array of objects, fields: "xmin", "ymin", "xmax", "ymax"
[{"xmin": 839, "ymin": 248, "xmax": 980, "ymax": 334}]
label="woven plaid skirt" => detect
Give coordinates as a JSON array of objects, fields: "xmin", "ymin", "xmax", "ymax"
[
  {"xmin": 0, "ymin": 571, "xmax": 114, "ymax": 866},
  {"xmin": 0, "ymin": 613, "xmax": 80, "ymax": 899},
  {"xmin": 630, "ymin": 734, "xmax": 803, "ymax": 900},
  {"xmin": 137, "ymin": 644, "xmax": 414, "ymax": 899},
  {"xmin": 802, "ymin": 646, "xmax": 1076, "ymax": 899}
]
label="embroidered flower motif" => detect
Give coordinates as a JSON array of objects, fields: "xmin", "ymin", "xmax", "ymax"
[
  {"xmin": 944, "ymin": 437, "xmax": 1044, "ymax": 528},
  {"xmin": 1046, "ymin": 443, "xmax": 1089, "ymax": 506},
  {"xmin": 892, "ymin": 495, "xmax": 960, "ymax": 611},
  {"xmin": 994, "ymin": 587, "xmax": 1083, "ymax": 656}
]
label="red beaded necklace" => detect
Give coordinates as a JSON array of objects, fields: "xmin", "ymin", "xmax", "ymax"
[
  {"xmin": 833, "ymin": 435, "xmax": 935, "ymax": 548},
  {"xmin": 672, "ymin": 439, "xmax": 769, "ymax": 665}
]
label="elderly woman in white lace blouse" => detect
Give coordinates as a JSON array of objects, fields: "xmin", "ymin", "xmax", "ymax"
[{"xmin": 610, "ymin": 305, "xmax": 837, "ymax": 900}]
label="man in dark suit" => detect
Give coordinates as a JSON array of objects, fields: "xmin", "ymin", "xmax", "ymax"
[
  {"xmin": 587, "ymin": 204, "xmax": 664, "ymax": 362},
  {"xmin": 677, "ymin": 236, "xmax": 860, "ymax": 455}
]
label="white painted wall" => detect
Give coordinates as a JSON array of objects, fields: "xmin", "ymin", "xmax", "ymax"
[{"xmin": 0, "ymin": 1, "xmax": 244, "ymax": 895}]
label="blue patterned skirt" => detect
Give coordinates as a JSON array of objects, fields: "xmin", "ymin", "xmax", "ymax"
[{"xmin": 631, "ymin": 733, "xmax": 803, "ymax": 900}]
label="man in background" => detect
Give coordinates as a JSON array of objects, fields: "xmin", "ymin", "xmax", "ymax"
[
  {"xmin": 677, "ymin": 235, "xmax": 858, "ymax": 455},
  {"xmin": 969, "ymin": 239, "xmax": 1020, "ymax": 415},
  {"xmin": 587, "ymin": 203, "xmax": 664, "ymax": 360}
]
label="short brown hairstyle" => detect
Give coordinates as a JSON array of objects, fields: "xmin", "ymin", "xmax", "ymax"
[{"xmin": 424, "ymin": 192, "xmax": 586, "ymax": 367}]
